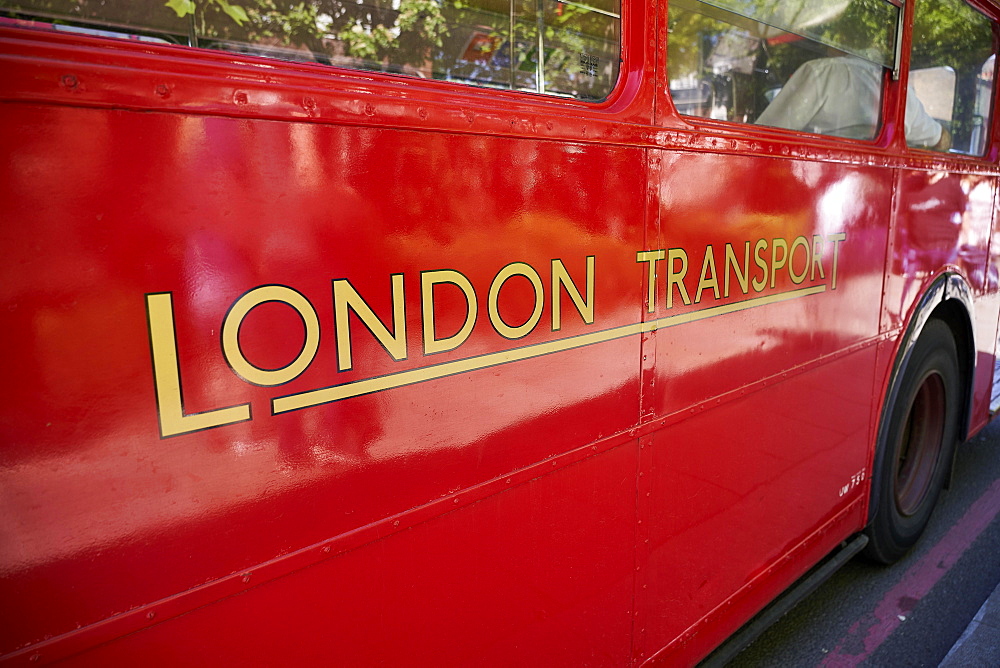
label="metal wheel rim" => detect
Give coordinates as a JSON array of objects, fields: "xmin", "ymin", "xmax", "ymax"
[{"xmin": 894, "ymin": 371, "xmax": 946, "ymax": 517}]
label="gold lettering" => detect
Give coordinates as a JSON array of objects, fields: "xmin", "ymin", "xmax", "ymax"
[
  {"xmin": 695, "ymin": 245, "xmax": 720, "ymax": 303},
  {"xmin": 333, "ymin": 275, "xmax": 407, "ymax": 372},
  {"xmin": 146, "ymin": 293, "xmax": 251, "ymax": 437},
  {"xmin": 752, "ymin": 239, "xmax": 769, "ymax": 292},
  {"xmin": 552, "ymin": 256, "xmax": 595, "ymax": 330},
  {"xmin": 724, "ymin": 242, "xmax": 750, "ymax": 297},
  {"xmin": 788, "ymin": 236, "xmax": 810, "ymax": 285},
  {"xmin": 828, "ymin": 233, "xmax": 847, "ymax": 289},
  {"xmin": 421, "ymin": 270, "xmax": 478, "ymax": 355},
  {"xmin": 221, "ymin": 285, "xmax": 321, "ymax": 386},
  {"xmin": 488, "ymin": 262, "xmax": 545, "ymax": 339},
  {"xmin": 666, "ymin": 248, "xmax": 692, "ymax": 308},
  {"xmin": 636, "ymin": 250, "xmax": 665, "ymax": 313},
  {"xmin": 811, "ymin": 235, "xmax": 826, "ymax": 281},
  {"xmin": 770, "ymin": 238, "xmax": 788, "ymax": 289}
]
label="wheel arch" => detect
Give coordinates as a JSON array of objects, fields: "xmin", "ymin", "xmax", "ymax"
[{"xmin": 867, "ymin": 272, "xmax": 975, "ymax": 525}]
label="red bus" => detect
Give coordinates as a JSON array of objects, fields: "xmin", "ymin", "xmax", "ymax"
[{"xmin": 2, "ymin": 0, "xmax": 999, "ymax": 664}]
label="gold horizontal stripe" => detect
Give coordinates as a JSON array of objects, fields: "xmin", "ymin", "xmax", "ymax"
[{"xmin": 271, "ymin": 285, "xmax": 827, "ymax": 414}]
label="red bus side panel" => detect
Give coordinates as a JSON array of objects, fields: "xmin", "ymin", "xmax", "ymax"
[{"xmin": 0, "ymin": 97, "xmax": 647, "ymax": 662}]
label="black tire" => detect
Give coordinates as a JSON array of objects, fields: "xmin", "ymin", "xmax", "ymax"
[{"xmin": 864, "ymin": 319, "xmax": 961, "ymax": 564}]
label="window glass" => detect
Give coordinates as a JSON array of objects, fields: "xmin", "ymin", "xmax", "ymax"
[
  {"xmin": 909, "ymin": 0, "xmax": 996, "ymax": 154},
  {"xmin": 0, "ymin": 0, "xmax": 620, "ymax": 101},
  {"xmin": 694, "ymin": 0, "xmax": 897, "ymax": 68},
  {"xmin": 668, "ymin": 0, "xmax": 899, "ymax": 141}
]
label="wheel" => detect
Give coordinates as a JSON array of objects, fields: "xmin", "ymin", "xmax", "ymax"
[{"xmin": 864, "ymin": 319, "xmax": 960, "ymax": 564}]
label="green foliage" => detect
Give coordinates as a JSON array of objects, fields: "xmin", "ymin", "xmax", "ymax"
[
  {"xmin": 167, "ymin": 0, "xmax": 444, "ymax": 62},
  {"xmin": 166, "ymin": 0, "xmax": 249, "ymax": 27},
  {"xmin": 912, "ymin": 0, "xmax": 993, "ymax": 73},
  {"xmin": 165, "ymin": 0, "xmax": 196, "ymax": 18},
  {"xmin": 332, "ymin": 0, "xmax": 450, "ymax": 61}
]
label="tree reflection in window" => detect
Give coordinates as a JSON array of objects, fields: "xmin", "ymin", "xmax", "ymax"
[{"xmin": 0, "ymin": 0, "xmax": 621, "ymax": 100}]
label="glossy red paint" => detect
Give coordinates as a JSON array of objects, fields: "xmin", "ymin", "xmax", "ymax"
[{"xmin": 1, "ymin": 1, "xmax": 999, "ymax": 666}]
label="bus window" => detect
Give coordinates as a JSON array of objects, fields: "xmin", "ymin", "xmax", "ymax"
[
  {"xmin": 668, "ymin": 0, "xmax": 899, "ymax": 141},
  {"xmin": 0, "ymin": 0, "xmax": 620, "ymax": 101},
  {"xmin": 909, "ymin": 0, "xmax": 996, "ymax": 155}
]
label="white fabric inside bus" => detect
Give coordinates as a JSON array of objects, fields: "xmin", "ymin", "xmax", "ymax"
[{"xmin": 755, "ymin": 56, "xmax": 943, "ymax": 146}]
